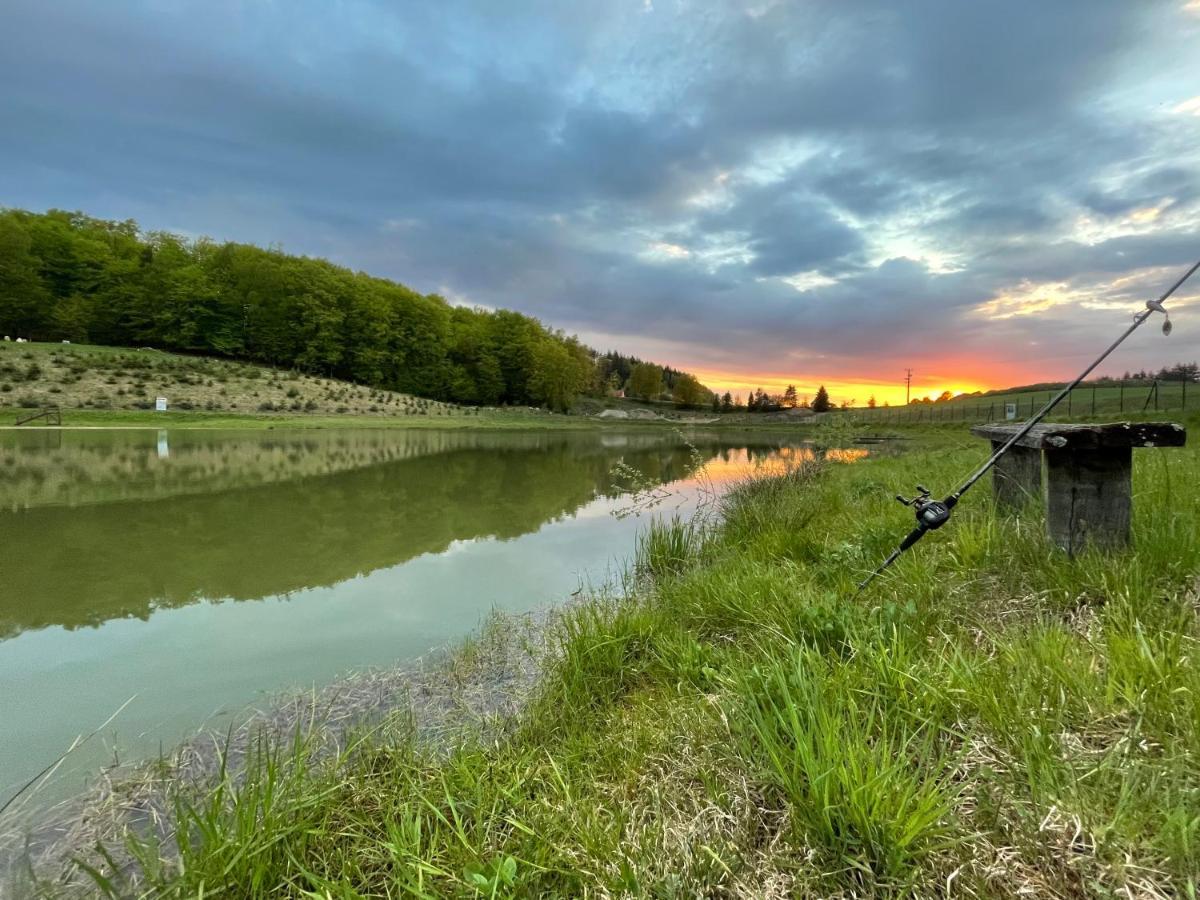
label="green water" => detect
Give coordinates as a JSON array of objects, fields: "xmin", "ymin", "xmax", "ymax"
[{"xmin": 0, "ymin": 427, "xmax": 802, "ymax": 806}]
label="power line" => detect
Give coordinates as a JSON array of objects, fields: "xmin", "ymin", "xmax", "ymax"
[{"xmin": 904, "ymin": 368, "xmax": 912, "ymax": 406}]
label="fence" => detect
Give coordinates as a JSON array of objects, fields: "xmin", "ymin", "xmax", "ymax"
[{"xmin": 849, "ymin": 379, "xmax": 1194, "ymax": 426}]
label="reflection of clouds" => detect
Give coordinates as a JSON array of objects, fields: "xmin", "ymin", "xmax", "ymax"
[{"xmin": 689, "ymin": 444, "xmax": 869, "ymax": 489}]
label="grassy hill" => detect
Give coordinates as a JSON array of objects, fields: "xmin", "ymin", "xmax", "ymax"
[
  {"xmin": 0, "ymin": 341, "xmax": 478, "ymax": 423},
  {"xmin": 852, "ymin": 379, "xmax": 1196, "ymax": 425}
]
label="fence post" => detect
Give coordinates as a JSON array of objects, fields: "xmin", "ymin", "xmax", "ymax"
[
  {"xmin": 1091, "ymin": 386, "xmax": 1096, "ymax": 415},
  {"xmin": 1119, "ymin": 381, "xmax": 1124, "ymax": 413},
  {"xmin": 1067, "ymin": 388, "xmax": 1072, "ymax": 416}
]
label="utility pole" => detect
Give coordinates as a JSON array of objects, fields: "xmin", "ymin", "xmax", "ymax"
[{"xmin": 904, "ymin": 369, "xmax": 913, "ymax": 406}]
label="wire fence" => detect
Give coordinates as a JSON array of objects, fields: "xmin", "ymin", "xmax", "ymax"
[{"xmin": 848, "ymin": 379, "xmax": 1195, "ymax": 425}]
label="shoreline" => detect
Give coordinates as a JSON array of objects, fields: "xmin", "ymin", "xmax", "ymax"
[
  {"xmin": 0, "ymin": 408, "xmax": 799, "ymax": 432},
  {"xmin": 4, "ymin": 434, "xmax": 1198, "ymax": 896},
  {"xmin": 0, "ymin": 604, "xmax": 566, "ymax": 895}
]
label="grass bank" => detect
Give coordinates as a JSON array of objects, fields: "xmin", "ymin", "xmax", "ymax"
[
  {"xmin": 26, "ymin": 430, "xmax": 1200, "ymax": 897},
  {"xmin": 0, "ymin": 342, "xmax": 756, "ymax": 431},
  {"xmin": 0, "ymin": 406, "xmax": 594, "ymax": 431}
]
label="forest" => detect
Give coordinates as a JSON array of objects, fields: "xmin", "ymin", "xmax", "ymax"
[{"xmin": 0, "ymin": 208, "xmax": 708, "ymax": 410}]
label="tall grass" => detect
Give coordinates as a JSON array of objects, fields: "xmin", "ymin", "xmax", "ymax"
[
  {"xmin": 634, "ymin": 515, "xmax": 705, "ymax": 582},
  {"xmin": 21, "ymin": 429, "xmax": 1199, "ymax": 898},
  {"xmin": 732, "ymin": 647, "xmax": 961, "ymax": 887}
]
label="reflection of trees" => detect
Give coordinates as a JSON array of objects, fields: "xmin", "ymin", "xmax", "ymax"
[
  {"xmin": 1, "ymin": 429, "xmax": 601, "ymax": 511},
  {"xmin": 0, "ymin": 431, "xmax": 747, "ymax": 638}
]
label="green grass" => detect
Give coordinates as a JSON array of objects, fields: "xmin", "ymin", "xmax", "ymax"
[
  {"xmin": 29, "ymin": 428, "xmax": 1200, "ymax": 897},
  {"xmin": 0, "ymin": 405, "xmax": 599, "ymax": 431},
  {"xmin": 852, "ymin": 380, "xmax": 1196, "ymax": 425}
]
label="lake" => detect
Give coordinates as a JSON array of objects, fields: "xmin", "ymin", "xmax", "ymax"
[{"xmin": 0, "ymin": 427, "xmax": 820, "ymax": 808}]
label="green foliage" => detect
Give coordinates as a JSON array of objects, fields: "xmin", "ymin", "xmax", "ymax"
[
  {"xmin": 0, "ymin": 208, "xmax": 707, "ymax": 412},
  {"xmin": 627, "ymin": 361, "xmax": 663, "ymax": 400},
  {"xmin": 634, "ymin": 515, "xmax": 704, "ymax": 581},
  {"xmin": 670, "ymin": 372, "xmax": 707, "ymax": 408},
  {"xmin": 733, "ymin": 648, "xmax": 960, "ymax": 883},
  {"xmin": 527, "ymin": 336, "xmax": 591, "ymax": 412}
]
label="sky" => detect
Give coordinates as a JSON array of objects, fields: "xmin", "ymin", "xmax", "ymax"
[{"xmin": 2, "ymin": 0, "xmax": 1199, "ymax": 405}]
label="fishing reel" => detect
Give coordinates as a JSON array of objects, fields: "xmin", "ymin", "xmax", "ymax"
[
  {"xmin": 855, "ymin": 256, "xmax": 1199, "ymax": 596},
  {"xmin": 895, "ymin": 484, "xmax": 952, "ymax": 533}
]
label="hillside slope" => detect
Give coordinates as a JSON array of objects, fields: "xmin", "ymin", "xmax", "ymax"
[{"xmin": 0, "ymin": 342, "xmax": 470, "ymax": 420}]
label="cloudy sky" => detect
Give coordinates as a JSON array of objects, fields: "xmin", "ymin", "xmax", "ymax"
[{"xmin": 2, "ymin": 0, "xmax": 1199, "ymax": 403}]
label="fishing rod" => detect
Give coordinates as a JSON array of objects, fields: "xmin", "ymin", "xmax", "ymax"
[{"xmin": 856, "ymin": 256, "xmax": 1200, "ymax": 595}]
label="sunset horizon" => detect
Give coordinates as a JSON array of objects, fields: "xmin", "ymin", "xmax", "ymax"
[{"xmin": 4, "ymin": 1, "xmax": 1198, "ymax": 396}]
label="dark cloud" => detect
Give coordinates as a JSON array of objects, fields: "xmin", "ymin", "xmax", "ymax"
[
  {"xmin": 700, "ymin": 184, "xmax": 864, "ymax": 277},
  {"xmin": 2, "ymin": 0, "xmax": 1198, "ymax": 390}
]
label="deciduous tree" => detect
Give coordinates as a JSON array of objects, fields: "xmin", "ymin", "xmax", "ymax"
[{"xmin": 628, "ymin": 362, "xmax": 664, "ymax": 400}]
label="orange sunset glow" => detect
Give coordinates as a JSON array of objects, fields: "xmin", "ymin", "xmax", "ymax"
[{"xmin": 690, "ymin": 368, "xmax": 993, "ymax": 408}]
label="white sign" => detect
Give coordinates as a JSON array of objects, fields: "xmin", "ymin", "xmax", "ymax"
[
  {"xmin": 155, "ymin": 397, "xmax": 168, "ymax": 412},
  {"xmin": 1005, "ymin": 402, "xmax": 1017, "ymax": 421}
]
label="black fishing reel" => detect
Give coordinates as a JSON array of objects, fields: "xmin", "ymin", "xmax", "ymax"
[
  {"xmin": 895, "ymin": 485, "xmax": 952, "ymax": 533},
  {"xmin": 854, "ymin": 256, "xmax": 1198, "ymax": 597}
]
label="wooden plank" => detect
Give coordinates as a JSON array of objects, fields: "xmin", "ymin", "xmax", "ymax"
[
  {"xmin": 1045, "ymin": 447, "xmax": 1132, "ymax": 555},
  {"xmin": 971, "ymin": 421, "xmax": 1186, "ymax": 451},
  {"xmin": 990, "ymin": 441, "xmax": 1042, "ymax": 508}
]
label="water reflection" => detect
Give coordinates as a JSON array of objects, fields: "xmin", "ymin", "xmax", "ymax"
[
  {"xmin": 0, "ymin": 429, "xmax": 814, "ymax": 640},
  {"xmin": 0, "ymin": 427, "xmax": 868, "ymax": 802}
]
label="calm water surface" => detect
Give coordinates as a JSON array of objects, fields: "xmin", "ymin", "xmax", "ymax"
[{"xmin": 0, "ymin": 427, "xmax": 818, "ymax": 805}]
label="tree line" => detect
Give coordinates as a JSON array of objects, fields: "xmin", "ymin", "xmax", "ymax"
[
  {"xmin": 707, "ymin": 384, "xmax": 836, "ymax": 414},
  {"xmin": 0, "ymin": 208, "xmax": 709, "ymax": 410}
]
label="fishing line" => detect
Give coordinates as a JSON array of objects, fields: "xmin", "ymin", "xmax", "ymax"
[{"xmin": 856, "ymin": 256, "xmax": 1200, "ymax": 595}]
